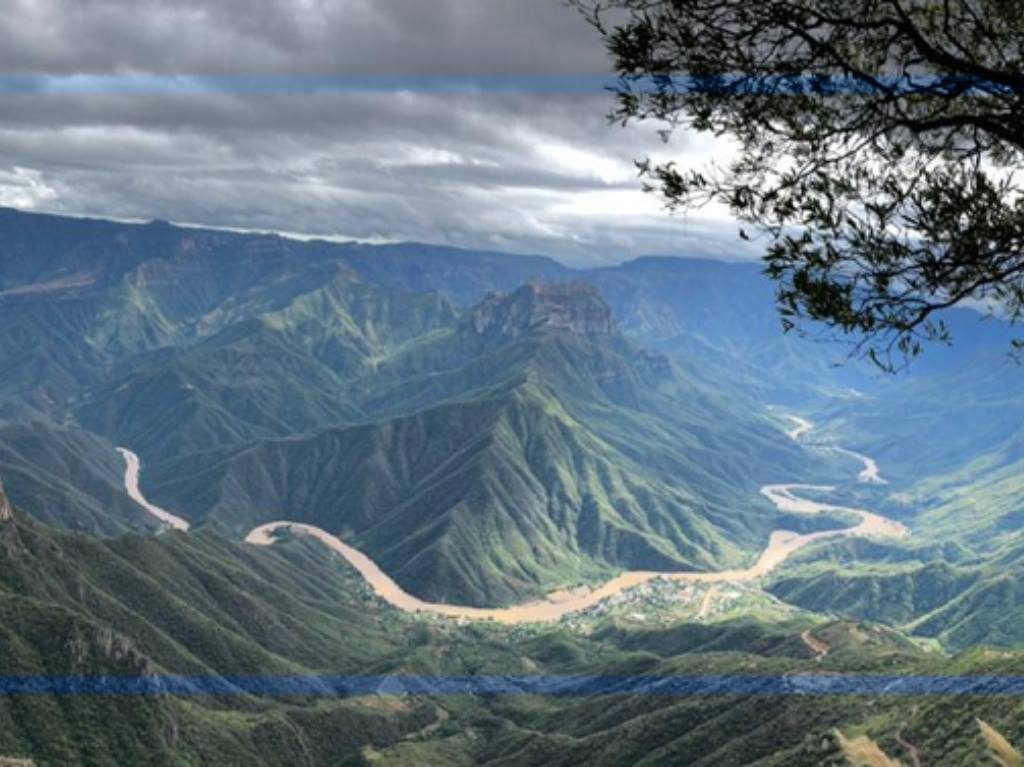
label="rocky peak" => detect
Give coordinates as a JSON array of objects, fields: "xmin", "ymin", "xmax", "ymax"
[{"xmin": 470, "ymin": 281, "xmax": 617, "ymax": 339}]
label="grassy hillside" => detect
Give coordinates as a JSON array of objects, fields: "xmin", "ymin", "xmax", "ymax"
[
  {"xmin": 0, "ymin": 422, "xmax": 153, "ymax": 536},
  {"xmin": 764, "ymin": 531, "xmax": 1024, "ymax": 651},
  {"xmin": 144, "ymin": 284, "xmax": 830, "ymax": 606},
  {"xmin": 7, "ymin": 208, "xmax": 1024, "ymax": 762},
  {"xmin": 0, "ymin": 488, "xmax": 467, "ymax": 765},
  {"xmin": 0, "ymin": 209, "xmax": 851, "ymax": 609},
  {"xmin": 4, "ymin": 485, "xmax": 1024, "ymax": 766}
]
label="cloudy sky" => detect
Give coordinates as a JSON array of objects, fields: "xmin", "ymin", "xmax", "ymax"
[{"xmin": 0, "ymin": 0, "xmax": 746, "ymax": 266}]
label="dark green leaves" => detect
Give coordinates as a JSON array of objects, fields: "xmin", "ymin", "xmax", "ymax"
[{"xmin": 574, "ymin": 0, "xmax": 1024, "ymax": 370}]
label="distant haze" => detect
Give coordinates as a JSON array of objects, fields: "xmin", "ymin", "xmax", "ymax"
[{"xmin": 0, "ymin": 0, "xmax": 747, "ymax": 266}]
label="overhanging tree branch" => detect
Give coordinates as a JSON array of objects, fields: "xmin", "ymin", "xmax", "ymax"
[{"xmin": 572, "ymin": 0, "xmax": 1024, "ymax": 369}]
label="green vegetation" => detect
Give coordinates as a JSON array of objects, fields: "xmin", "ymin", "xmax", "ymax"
[
  {"xmin": 761, "ymin": 355, "xmax": 1024, "ymax": 651},
  {"xmin": 145, "ymin": 282, "xmax": 830, "ymax": 605},
  {"xmin": 3, "ymin": 493, "xmax": 1024, "ymax": 766},
  {"xmin": 1, "ymin": 212, "xmax": 840, "ymax": 605},
  {"xmin": 5, "ymin": 208, "xmax": 1024, "ymax": 763},
  {"xmin": 574, "ymin": 0, "xmax": 1024, "ymax": 369},
  {"xmin": 0, "ymin": 421, "xmax": 154, "ymax": 536}
]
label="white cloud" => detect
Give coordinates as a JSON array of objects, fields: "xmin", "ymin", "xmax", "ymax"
[
  {"xmin": 0, "ymin": 167, "xmax": 57, "ymax": 208},
  {"xmin": 0, "ymin": 1, "xmax": 752, "ymax": 265}
]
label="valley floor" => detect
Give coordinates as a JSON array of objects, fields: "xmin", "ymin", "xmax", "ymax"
[{"xmin": 122, "ymin": 418, "xmax": 909, "ymax": 625}]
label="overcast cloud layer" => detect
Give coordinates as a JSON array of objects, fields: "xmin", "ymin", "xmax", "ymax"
[{"xmin": 0, "ymin": 0, "xmax": 747, "ymax": 266}]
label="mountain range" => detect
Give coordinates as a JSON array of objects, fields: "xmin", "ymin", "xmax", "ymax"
[
  {"xmin": 4, "ymin": 480, "xmax": 1024, "ymax": 766},
  {"xmin": 0, "ymin": 208, "xmax": 842, "ymax": 605},
  {"xmin": 3, "ymin": 206, "xmax": 1024, "ymax": 764}
]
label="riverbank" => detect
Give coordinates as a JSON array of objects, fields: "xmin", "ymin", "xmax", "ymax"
[{"xmin": 121, "ymin": 419, "xmax": 909, "ymax": 624}]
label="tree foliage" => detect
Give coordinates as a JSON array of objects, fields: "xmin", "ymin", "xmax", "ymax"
[{"xmin": 573, "ymin": 0, "xmax": 1024, "ymax": 368}]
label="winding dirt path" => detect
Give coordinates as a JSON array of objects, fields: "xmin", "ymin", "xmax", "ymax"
[
  {"xmin": 697, "ymin": 585, "xmax": 718, "ymax": 620},
  {"xmin": 120, "ymin": 417, "xmax": 908, "ymax": 625},
  {"xmin": 800, "ymin": 629, "xmax": 830, "ymax": 660}
]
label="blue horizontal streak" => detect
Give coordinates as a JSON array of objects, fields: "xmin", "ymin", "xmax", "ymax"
[
  {"xmin": 3, "ymin": 675, "xmax": 1024, "ymax": 696},
  {"xmin": 0, "ymin": 73, "xmax": 1016, "ymax": 95}
]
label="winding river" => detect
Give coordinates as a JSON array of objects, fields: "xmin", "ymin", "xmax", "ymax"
[
  {"xmin": 116, "ymin": 448, "xmax": 190, "ymax": 531},
  {"xmin": 119, "ymin": 417, "xmax": 909, "ymax": 625}
]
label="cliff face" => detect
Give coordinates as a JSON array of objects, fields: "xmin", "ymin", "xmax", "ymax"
[
  {"xmin": 0, "ymin": 479, "xmax": 11, "ymax": 522},
  {"xmin": 470, "ymin": 281, "xmax": 617, "ymax": 339},
  {"xmin": 0, "ymin": 478, "xmax": 21, "ymax": 558},
  {"xmin": 466, "ymin": 280, "xmax": 673, "ymax": 407}
]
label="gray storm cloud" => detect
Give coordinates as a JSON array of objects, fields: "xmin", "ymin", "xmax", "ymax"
[{"xmin": 0, "ymin": 0, "xmax": 749, "ymax": 265}]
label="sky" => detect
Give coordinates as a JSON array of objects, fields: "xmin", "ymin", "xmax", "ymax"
[{"xmin": 0, "ymin": 0, "xmax": 747, "ymax": 266}]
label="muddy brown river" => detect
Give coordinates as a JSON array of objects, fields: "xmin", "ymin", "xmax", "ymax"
[{"xmin": 122, "ymin": 418, "xmax": 909, "ymax": 625}]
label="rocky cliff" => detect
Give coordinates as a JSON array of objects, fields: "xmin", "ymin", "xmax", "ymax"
[
  {"xmin": 470, "ymin": 281, "xmax": 617, "ymax": 339},
  {"xmin": 0, "ymin": 479, "xmax": 11, "ymax": 522}
]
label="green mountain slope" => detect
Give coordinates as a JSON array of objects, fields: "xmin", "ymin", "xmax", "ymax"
[
  {"xmin": 74, "ymin": 320, "xmax": 361, "ymax": 463},
  {"xmin": 144, "ymin": 284, "xmax": 829, "ymax": 606},
  {"xmin": 0, "ymin": 209, "xmax": 844, "ymax": 611},
  {"xmin": 764, "ymin": 529, "xmax": 1024, "ymax": 651},
  {"xmin": 7, "ymin": 206, "xmax": 1024, "ymax": 679},
  {"xmin": 0, "ymin": 484, "xmax": 466, "ymax": 765},
  {"xmin": 0, "ymin": 211, "xmax": 460, "ymax": 422},
  {"xmin": 0, "ymin": 422, "xmax": 153, "ymax": 536},
  {"xmin": 3, "ymin": 482, "xmax": 1023, "ymax": 767}
]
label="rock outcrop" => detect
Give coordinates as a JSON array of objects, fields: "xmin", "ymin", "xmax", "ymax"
[
  {"xmin": 66, "ymin": 626, "xmax": 158, "ymax": 677},
  {"xmin": 0, "ymin": 478, "xmax": 23, "ymax": 557},
  {"xmin": 0, "ymin": 479, "xmax": 11, "ymax": 522},
  {"xmin": 470, "ymin": 281, "xmax": 617, "ymax": 339}
]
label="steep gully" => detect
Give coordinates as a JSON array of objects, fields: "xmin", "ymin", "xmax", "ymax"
[{"xmin": 119, "ymin": 416, "xmax": 908, "ymax": 625}]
